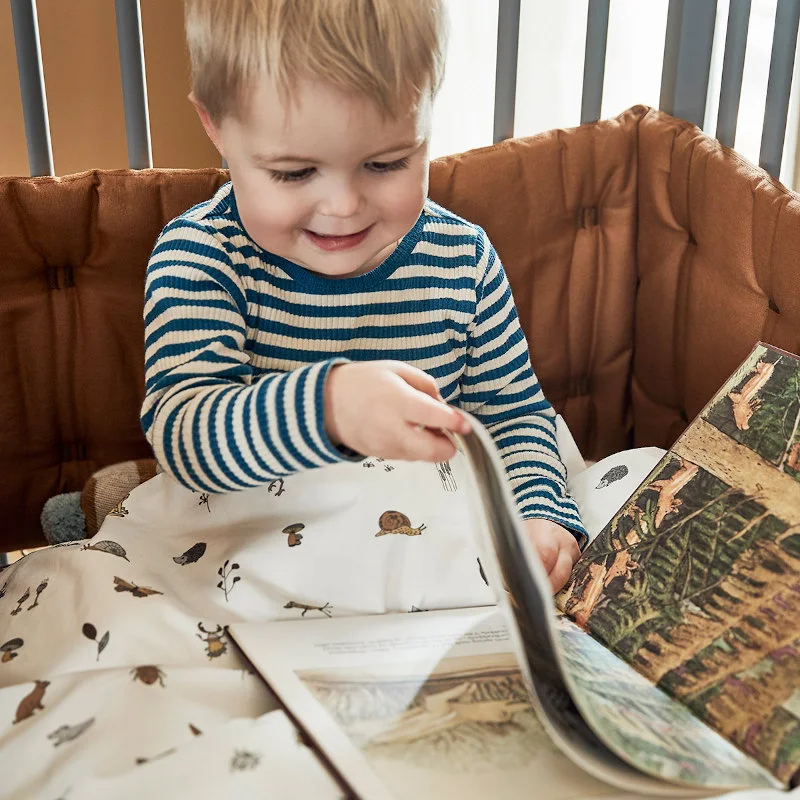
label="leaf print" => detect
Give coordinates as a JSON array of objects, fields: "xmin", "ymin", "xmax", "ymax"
[
  {"xmin": 98, "ymin": 631, "xmax": 110, "ymax": 656},
  {"xmin": 82, "ymin": 623, "xmax": 97, "ymax": 640}
]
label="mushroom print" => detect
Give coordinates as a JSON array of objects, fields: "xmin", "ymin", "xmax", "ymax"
[
  {"xmin": 0, "ymin": 638, "xmax": 24, "ymax": 663},
  {"xmin": 375, "ymin": 510, "xmax": 427, "ymax": 537},
  {"xmin": 282, "ymin": 523, "xmax": 304, "ymax": 547}
]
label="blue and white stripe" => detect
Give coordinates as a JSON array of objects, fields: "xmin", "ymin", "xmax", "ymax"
[{"xmin": 141, "ymin": 183, "xmax": 586, "ymax": 538}]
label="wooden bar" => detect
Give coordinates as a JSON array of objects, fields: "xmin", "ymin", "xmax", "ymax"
[
  {"xmin": 10, "ymin": 0, "xmax": 54, "ymax": 176},
  {"xmin": 581, "ymin": 0, "xmax": 610, "ymax": 124},
  {"xmin": 115, "ymin": 0, "xmax": 153, "ymax": 169},
  {"xmin": 716, "ymin": 0, "xmax": 751, "ymax": 146},
  {"xmin": 493, "ymin": 0, "xmax": 522, "ymax": 143},
  {"xmin": 760, "ymin": 0, "xmax": 800, "ymax": 177},
  {"xmin": 660, "ymin": 0, "xmax": 718, "ymax": 128}
]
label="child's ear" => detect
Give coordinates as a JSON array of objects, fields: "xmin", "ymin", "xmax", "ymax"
[{"xmin": 189, "ymin": 93, "xmax": 225, "ymax": 158}]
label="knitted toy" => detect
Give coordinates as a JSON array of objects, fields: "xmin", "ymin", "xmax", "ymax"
[{"xmin": 40, "ymin": 459, "xmax": 158, "ymax": 544}]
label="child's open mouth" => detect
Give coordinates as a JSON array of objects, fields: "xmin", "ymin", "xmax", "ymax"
[{"xmin": 304, "ymin": 225, "xmax": 373, "ymax": 251}]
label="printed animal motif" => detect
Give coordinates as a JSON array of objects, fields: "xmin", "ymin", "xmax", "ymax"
[
  {"xmin": 282, "ymin": 523, "xmax": 304, "ymax": 547},
  {"xmin": 130, "ymin": 665, "xmax": 166, "ymax": 686},
  {"xmin": 727, "ymin": 359, "xmax": 775, "ymax": 430},
  {"xmin": 1, "ymin": 637, "xmax": 24, "ymax": 662},
  {"xmin": 48, "ymin": 717, "xmax": 95, "ymax": 746},
  {"xmin": 230, "ymin": 750, "xmax": 261, "ymax": 771},
  {"xmin": 173, "ymin": 542, "xmax": 207, "ymax": 565},
  {"xmin": 596, "ymin": 464, "xmax": 629, "ymax": 489},
  {"xmin": 283, "ymin": 601, "xmax": 332, "ymax": 617},
  {"xmin": 375, "ymin": 510, "xmax": 427, "ymax": 537},
  {"xmin": 13, "ymin": 679, "xmax": 49, "ymax": 723},
  {"xmin": 650, "ymin": 461, "xmax": 699, "ymax": 527},
  {"xmin": 786, "ymin": 442, "xmax": 800, "ymax": 471},
  {"xmin": 82, "ymin": 540, "xmax": 130, "ymax": 561},
  {"xmin": 197, "ymin": 622, "xmax": 228, "ymax": 659},
  {"xmin": 570, "ymin": 550, "xmax": 638, "ymax": 628},
  {"xmin": 107, "ymin": 494, "xmax": 130, "ymax": 518},
  {"xmin": 113, "ymin": 577, "xmax": 163, "ymax": 597}
]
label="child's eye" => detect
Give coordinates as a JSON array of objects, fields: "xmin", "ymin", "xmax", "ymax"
[
  {"xmin": 268, "ymin": 167, "xmax": 315, "ymax": 183},
  {"xmin": 365, "ymin": 156, "xmax": 410, "ymax": 173}
]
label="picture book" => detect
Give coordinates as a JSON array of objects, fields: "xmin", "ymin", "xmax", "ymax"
[{"xmin": 229, "ymin": 342, "xmax": 800, "ymax": 799}]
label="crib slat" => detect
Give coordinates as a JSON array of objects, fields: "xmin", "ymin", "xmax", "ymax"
[
  {"xmin": 115, "ymin": 0, "xmax": 153, "ymax": 169},
  {"xmin": 10, "ymin": 0, "xmax": 54, "ymax": 177},
  {"xmin": 760, "ymin": 0, "xmax": 800, "ymax": 178},
  {"xmin": 493, "ymin": 0, "xmax": 521, "ymax": 143},
  {"xmin": 581, "ymin": 0, "xmax": 610, "ymax": 124},
  {"xmin": 660, "ymin": 0, "xmax": 718, "ymax": 129},
  {"xmin": 716, "ymin": 0, "xmax": 751, "ymax": 147}
]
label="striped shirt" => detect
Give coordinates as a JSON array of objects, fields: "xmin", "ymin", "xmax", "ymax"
[{"xmin": 141, "ymin": 183, "xmax": 586, "ymax": 540}]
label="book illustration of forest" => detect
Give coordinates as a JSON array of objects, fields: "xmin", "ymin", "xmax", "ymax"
[
  {"xmin": 704, "ymin": 346, "xmax": 800, "ymax": 482},
  {"xmin": 557, "ymin": 344, "xmax": 800, "ymax": 785},
  {"xmin": 297, "ymin": 654, "xmax": 555, "ymax": 773},
  {"xmin": 552, "ymin": 614, "xmax": 780, "ymax": 788}
]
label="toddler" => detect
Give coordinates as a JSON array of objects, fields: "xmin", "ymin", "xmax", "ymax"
[{"xmin": 142, "ymin": 0, "xmax": 587, "ymax": 591}]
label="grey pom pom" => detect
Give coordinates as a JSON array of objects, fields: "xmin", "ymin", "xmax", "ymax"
[{"xmin": 41, "ymin": 492, "xmax": 87, "ymax": 544}]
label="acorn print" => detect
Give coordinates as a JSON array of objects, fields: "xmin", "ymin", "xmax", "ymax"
[
  {"xmin": 82, "ymin": 540, "xmax": 130, "ymax": 561},
  {"xmin": 596, "ymin": 464, "xmax": 629, "ymax": 489},
  {"xmin": 282, "ymin": 523, "xmax": 304, "ymax": 547},
  {"xmin": 173, "ymin": 542, "xmax": 207, "ymax": 565},
  {"xmin": 375, "ymin": 510, "xmax": 427, "ymax": 537}
]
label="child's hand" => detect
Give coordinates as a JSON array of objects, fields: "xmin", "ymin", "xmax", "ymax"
[
  {"xmin": 324, "ymin": 361, "xmax": 471, "ymax": 461},
  {"xmin": 523, "ymin": 518, "xmax": 581, "ymax": 594}
]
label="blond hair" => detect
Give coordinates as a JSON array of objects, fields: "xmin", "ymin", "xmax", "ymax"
[{"xmin": 185, "ymin": 0, "xmax": 447, "ymax": 122}]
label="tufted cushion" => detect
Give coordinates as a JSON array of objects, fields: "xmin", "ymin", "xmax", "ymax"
[{"xmin": 2, "ymin": 107, "xmax": 799, "ymax": 550}]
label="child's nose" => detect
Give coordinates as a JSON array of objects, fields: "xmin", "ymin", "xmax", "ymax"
[{"xmin": 319, "ymin": 179, "xmax": 363, "ymax": 218}]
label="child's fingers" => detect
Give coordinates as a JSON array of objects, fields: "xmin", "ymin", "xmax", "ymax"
[
  {"xmin": 401, "ymin": 387, "xmax": 471, "ymax": 435},
  {"xmin": 403, "ymin": 425, "xmax": 457, "ymax": 462},
  {"xmin": 548, "ymin": 548, "xmax": 576, "ymax": 594},
  {"xmin": 390, "ymin": 361, "xmax": 443, "ymax": 400}
]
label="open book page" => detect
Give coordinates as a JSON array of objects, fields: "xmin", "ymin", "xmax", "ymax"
[
  {"xmin": 557, "ymin": 343, "xmax": 800, "ymax": 787},
  {"xmin": 229, "ymin": 606, "xmax": 654, "ymax": 800},
  {"xmin": 455, "ymin": 419, "xmax": 777, "ymax": 794}
]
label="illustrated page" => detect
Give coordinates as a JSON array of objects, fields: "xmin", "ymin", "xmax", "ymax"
[{"xmin": 558, "ymin": 344, "xmax": 800, "ymax": 786}]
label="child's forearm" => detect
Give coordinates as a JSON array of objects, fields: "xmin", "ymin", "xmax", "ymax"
[{"xmin": 141, "ymin": 359, "xmax": 349, "ymax": 492}]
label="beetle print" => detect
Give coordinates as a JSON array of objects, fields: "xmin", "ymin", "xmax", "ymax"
[
  {"xmin": 131, "ymin": 665, "xmax": 166, "ymax": 687},
  {"xmin": 375, "ymin": 510, "xmax": 427, "ymax": 537},
  {"xmin": 197, "ymin": 622, "xmax": 228, "ymax": 659}
]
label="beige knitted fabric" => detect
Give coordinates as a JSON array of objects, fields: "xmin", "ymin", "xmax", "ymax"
[{"xmin": 80, "ymin": 459, "xmax": 159, "ymax": 536}]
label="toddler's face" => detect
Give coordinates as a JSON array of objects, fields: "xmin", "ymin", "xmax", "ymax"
[{"xmin": 203, "ymin": 77, "xmax": 431, "ymax": 278}]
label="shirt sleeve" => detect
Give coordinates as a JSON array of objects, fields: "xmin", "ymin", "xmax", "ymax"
[
  {"xmin": 458, "ymin": 229, "xmax": 588, "ymax": 546},
  {"xmin": 140, "ymin": 219, "xmax": 352, "ymax": 493}
]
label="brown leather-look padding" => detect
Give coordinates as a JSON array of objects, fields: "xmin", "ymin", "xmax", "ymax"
[
  {"xmin": 0, "ymin": 169, "xmax": 228, "ymax": 549},
  {"xmin": 634, "ymin": 108, "xmax": 800, "ymax": 449},
  {"xmin": 3, "ymin": 107, "xmax": 800, "ymax": 551}
]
